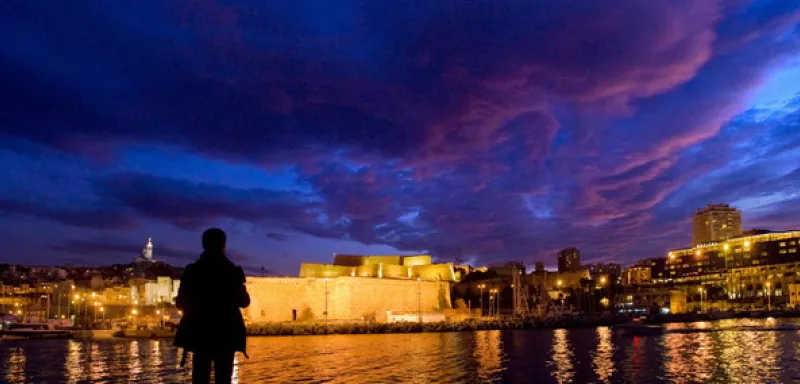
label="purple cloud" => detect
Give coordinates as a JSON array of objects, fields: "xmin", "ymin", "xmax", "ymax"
[{"xmin": 0, "ymin": 1, "xmax": 798, "ymax": 269}]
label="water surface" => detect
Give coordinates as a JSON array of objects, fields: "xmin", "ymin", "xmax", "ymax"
[{"xmin": 3, "ymin": 318, "xmax": 800, "ymax": 383}]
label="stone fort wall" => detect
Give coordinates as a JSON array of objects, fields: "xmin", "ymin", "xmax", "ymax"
[
  {"xmin": 298, "ymin": 262, "xmax": 457, "ymax": 281},
  {"xmin": 244, "ymin": 277, "xmax": 451, "ymax": 323}
]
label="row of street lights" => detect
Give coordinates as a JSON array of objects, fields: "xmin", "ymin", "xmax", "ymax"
[
  {"xmin": 476, "ymin": 284, "xmax": 501, "ymax": 316},
  {"xmin": 476, "ymin": 277, "xmax": 610, "ymax": 317},
  {"xmin": 697, "ymin": 281, "xmax": 773, "ymax": 312}
]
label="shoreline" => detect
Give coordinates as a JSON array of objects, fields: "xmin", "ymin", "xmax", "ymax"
[
  {"xmin": 244, "ymin": 311, "xmax": 800, "ymax": 337},
  {"xmin": 13, "ymin": 311, "xmax": 797, "ymax": 340}
]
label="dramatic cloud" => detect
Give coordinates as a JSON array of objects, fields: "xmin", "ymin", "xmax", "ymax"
[
  {"xmin": 0, "ymin": 1, "xmax": 798, "ymax": 273},
  {"xmin": 0, "ymin": 198, "xmax": 138, "ymax": 230}
]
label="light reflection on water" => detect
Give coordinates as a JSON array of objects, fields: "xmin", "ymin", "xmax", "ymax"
[
  {"xmin": 549, "ymin": 328, "xmax": 574, "ymax": 384},
  {"xmin": 89, "ymin": 341, "xmax": 108, "ymax": 381},
  {"xmin": 2, "ymin": 318, "xmax": 800, "ymax": 383},
  {"xmin": 473, "ymin": 330, "xmax": 504, "ymax": 381},
  {"xmin": 593, "ymin": 326, "xmax": 614, "ymax": 383},
  {"xmin": 4, "ymin": 346, "xmax": 25, "ymax": 383}
]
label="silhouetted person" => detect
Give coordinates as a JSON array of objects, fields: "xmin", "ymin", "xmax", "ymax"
[{"xmin": 175, "ymin": 228, "xmax": 250, "ymax": 384}]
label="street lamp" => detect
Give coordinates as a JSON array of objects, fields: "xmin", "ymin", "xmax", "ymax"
[
  {"xmin": 698, "ymin": 287, "xmax": 705, "ymax": 312},
  {"xmin": 478, "ymin": 284, "xmax": 486, "ymax": 316},
  {"xmin": 495, "ymin": 289, "xmax": 500, "ymax": 317},
  {"xmin": 489, "ymin": 289, "xmax": 499, "ymax": 317},
  {"xmin": 765, "ymin": 282, "xmax": 772, "ymax": 311},
  {"xmin": 487, "ymin": 289, "xmax": 493, "ymax": 316}
]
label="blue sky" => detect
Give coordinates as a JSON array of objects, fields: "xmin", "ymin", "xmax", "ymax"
[{"xmin": 0, "ymin": 1, "xmax": 798, "ymax": 275}]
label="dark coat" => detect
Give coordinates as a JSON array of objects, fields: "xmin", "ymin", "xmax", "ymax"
[{"xmin": 174, "ymin": 252, "xmax": 250, "ymax": 354}]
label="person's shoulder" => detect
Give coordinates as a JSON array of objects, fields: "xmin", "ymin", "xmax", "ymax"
[
  {"xmin": 181, "ymin": 262, "xmax": 198, "ymax": 275},
  {"xmin": 232, "ymin": 265, "xmax": 246, "ymax": 282}
]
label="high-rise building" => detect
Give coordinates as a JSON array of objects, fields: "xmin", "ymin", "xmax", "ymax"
[
  {"xmin": 557, "ymin": 248, "xmax": 581, "ymax": 273},
  {"xmin": 692, "ymin": 204, "xmax": 742, "ymax": 245},
  {"xmin": 586, "ymin": 263, "xmax": 622, "ymax": 278}
]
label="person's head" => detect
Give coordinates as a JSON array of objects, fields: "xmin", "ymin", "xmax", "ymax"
[{"xmin": 201, "ymin": 228, "xmax": 227, "ymax": 252}]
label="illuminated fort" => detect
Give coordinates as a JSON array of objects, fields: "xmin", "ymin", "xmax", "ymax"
[
  {"xmin": 244, "ymin": 254, "xmax": 463, "ymax": 323},
  {"xmin": 300, "ymin": 253, "xmax": 464, "ymax": 281}
]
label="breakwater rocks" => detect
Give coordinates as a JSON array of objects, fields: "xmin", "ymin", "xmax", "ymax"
[
  {"xmin": 246, "ymin": 316, "xmax": 617, "ymax": 336},
  {"xmin": 245, "ymin": 311, "xmax": 800, "ymax": 336}
]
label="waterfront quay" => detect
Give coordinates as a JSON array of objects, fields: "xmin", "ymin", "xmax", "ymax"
[{"xmin": 244, "ymin": 309, "xmax": 800, "ymax": 337}]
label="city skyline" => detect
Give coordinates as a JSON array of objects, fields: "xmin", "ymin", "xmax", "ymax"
[{"xmin": 1, "ymin": 2, "xmax": 799, "ymax": 275}]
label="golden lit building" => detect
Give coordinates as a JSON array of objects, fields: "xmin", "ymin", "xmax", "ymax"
[
  {"xmin": 614, "ymin": 289, "xmax": 687, "ymax": 314},
  {"xmin": 728, "ymin": 262, "xmax": 800, "ymax": 302},
  {"xmin": 789, "ymin": 284, "xmax": 800, "ymax": 308},
  {"xmin": 692, "ymin": 204, "xmax": 742, "ymax": 246},
  {"xmin": 621, "ymin": 265, "xmax": 652, "ymax": 286},
  {"xmin": 527, "ymin": 269, "xmax": 590, "ymax": 290},
  {"xmin": 102, "ymin": 285, "xmax": 134, "ymax": 306},
  {"xmin": 666, "ymin": 230, "xmax": 800, "ymax": 307},
  {"xmin": 245, "ymin": 253, "xmax": 458, "ymax": 323},
  {"xmin": 244, "ymin": 276, "xmax": 451, "ymax": 323},
  {"xmin": 299, "ymin": 254, "xmax": 460, "ymax": 282}
]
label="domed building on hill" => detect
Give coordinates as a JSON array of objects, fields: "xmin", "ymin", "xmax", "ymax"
[{"xmin": 134, "ymin": 238, "xmax": 154, "ymax": 263}]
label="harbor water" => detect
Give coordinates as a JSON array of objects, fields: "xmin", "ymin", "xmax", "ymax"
[{"xmin": 2, "ymin": 318, "xmax": 800, "ymax": 383}]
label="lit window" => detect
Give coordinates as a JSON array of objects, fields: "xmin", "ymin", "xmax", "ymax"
[
  {"xmin": 791, "ymin": 248, "xmax": 798, "ymax": 253},
  {"xmin": 780, "ymin": 250, "xmax": 788, "ymax": 254},
  {"xmin": 780, "ymin": 242, "xmax": 787, "ymax": 247}
]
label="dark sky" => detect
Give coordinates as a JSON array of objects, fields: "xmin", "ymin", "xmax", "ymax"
[{"xmin": 1, "ymin": 1, "xmax": 799, "ymax": 275}]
